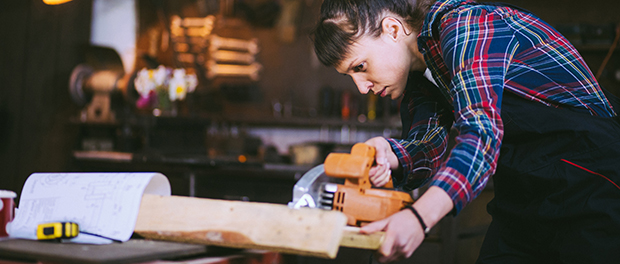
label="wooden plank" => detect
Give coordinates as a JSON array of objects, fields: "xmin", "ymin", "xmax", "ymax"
[
  {"xmin": 134, "ymin": 195, "xmax": 348, "ymax": 259},
  {"xmin": 340, "ymin": 226, "xmax": 384, "ymax": 250}
]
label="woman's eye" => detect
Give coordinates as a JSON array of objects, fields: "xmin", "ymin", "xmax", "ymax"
[{"xmin": 352, "ymin": 62, "xmax": 366, "ymax": 72}]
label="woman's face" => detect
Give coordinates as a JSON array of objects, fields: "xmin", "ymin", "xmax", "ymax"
[{"xmin": 335, "ymin": 21, "xmax": 425, "ymax": 100}]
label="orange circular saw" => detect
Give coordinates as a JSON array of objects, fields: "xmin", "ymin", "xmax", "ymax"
[{"xmin": 289, "ymin": 143, "xmax": 414, "ymax": 226}]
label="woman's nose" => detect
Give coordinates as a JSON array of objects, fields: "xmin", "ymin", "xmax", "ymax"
[{"xmin": 352, "ymin": 75, "xmax": 372, "ymax": 94}]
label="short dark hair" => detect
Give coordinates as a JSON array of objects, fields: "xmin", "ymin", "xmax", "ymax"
[{"xmin": 312, "ymin": 0, "xmax": 433, "ymax": 67}]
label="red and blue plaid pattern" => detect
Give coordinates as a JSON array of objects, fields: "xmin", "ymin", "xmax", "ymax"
[{"xmin": 390, "ymin": 0, "xmax": 616, "ymax": 214}]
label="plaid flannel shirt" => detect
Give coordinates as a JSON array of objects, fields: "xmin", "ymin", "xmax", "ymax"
[{"xmin": 387, "ymin": 0, "xmax": 616, "ymax": 214}]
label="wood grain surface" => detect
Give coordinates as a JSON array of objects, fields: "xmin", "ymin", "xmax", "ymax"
[{"xmin": 134, "ymin": 194, "xmax": 348, "ymax": 259}]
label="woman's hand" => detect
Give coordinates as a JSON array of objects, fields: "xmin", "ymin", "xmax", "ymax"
[
  {"xmin": 361, "ymin": 187, "xmax": 455, "ymax": 263},
  {"xmin": 364, "ymin": 137, "xmax": 399, "ymax": 187},
  {"xmin": 360, "ymin": 209, "xmax": 425, "ymax": 263}
]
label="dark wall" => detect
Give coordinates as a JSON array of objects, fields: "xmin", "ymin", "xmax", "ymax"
[{"xmin": 0, "ymin": 0, "xmax": 92, "ymax": 195}]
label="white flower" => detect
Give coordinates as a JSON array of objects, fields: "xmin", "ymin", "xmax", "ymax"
[
  {"xmin": 153, "ymin": 65, "xmax": 168, "ymax": 86},
  {"xmin": 169, "ymin": 68, "xmax": 187, "ymax": 101},
  {"xmin": 186, "ymin": 72, "xmax": 198, "ymax": 93},
  {"xmin": 134, "ymin": 68, "xmax": 155, "ymax": 98}
]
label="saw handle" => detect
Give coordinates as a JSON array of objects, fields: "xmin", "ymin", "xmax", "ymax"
[
  {"xmin": 384, "ymin": 175, "xmax": 395, "ymax": 188},
  {"xmin": 324, "ymin": 143, "xmax": 395, "ymax": 189}
]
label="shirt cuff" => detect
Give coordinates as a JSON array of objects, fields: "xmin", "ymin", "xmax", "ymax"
[
  {"xmin": 386, "ymin": 138, "xmax": 413, "ymax": 188},
  {"xmin": 429, "ymin": 166, "xmax": 472, "ymax": 215}
]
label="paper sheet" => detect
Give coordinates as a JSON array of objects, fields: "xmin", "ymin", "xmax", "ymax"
[{"xmin": 7, "ymin": 172, "xmax": 170, "ymax": 244}]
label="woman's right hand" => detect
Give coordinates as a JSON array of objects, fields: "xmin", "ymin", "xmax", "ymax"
[{"xmin": 364, "ymin": 137, "xmax": 398, "ymax": 187}]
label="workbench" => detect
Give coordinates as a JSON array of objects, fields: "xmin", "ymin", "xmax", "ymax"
[
  {"xmin": 69, "ymin": 152, "xmax": 494, "ymax": 264},
  {"xmin": 0, "ymin": 238, "xmax": 282, "ymax": 264}
]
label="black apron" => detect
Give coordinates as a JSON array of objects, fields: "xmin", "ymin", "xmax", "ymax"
[{"xmin": 477, "ymin": 91, "xmax": 620, "ymax": 263}]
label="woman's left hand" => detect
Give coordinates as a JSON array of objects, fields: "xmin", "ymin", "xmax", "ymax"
[
  {"xmin": 360, "ymin": 209, "xmax": 426, "ymax": 263},
  {"xmin": 360, "ymin": 186, "xmax": 455, "ymax": 263}
]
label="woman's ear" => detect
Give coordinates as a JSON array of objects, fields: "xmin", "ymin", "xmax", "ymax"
[{"xmin": 381, "ymin": 17, "xmax": 403, "ymax": 41}]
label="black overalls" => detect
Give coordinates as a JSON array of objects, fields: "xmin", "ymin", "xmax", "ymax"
[{"xmin": 477, "ymin": 91, "xmax": 620, "ymax": 263}]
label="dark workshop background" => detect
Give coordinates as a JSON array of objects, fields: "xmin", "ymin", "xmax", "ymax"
[{"xmin": 0, "ymin": 0, "xmax": 618, "ymax": 263}]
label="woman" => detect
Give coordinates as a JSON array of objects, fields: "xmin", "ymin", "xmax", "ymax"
[{"xmin": 312, "ymin": 0, "xmax": 620, "ymax": 263}]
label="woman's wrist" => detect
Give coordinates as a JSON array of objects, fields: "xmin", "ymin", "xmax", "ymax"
[
  {"xmin": 403, "ymin": 205, "xmax": 430, "ymax": 237},
  {"xmin": 411, "ymin": 186, "xmax": 454, "ymax": 230}
]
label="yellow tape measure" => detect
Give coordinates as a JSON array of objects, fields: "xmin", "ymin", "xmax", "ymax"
[
  {"xmin": 36, "ymin": 222, "xmax": 121, "ymax": 242},
  {"xmin": 36, "ymin": 222, "xmax": 79, "ymax": 240}
]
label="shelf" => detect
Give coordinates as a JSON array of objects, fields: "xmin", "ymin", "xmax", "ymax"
[
  {"xmin": 204, "ymin": 115, "xmax": 401, "ymax": 129},
  {"xmin": 69, "ymin": 113, "xmax": 401, "ymax": 129},
  {"xmin": 72, "ymin": 150, "xmax": 309, "ymax": 178}
]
